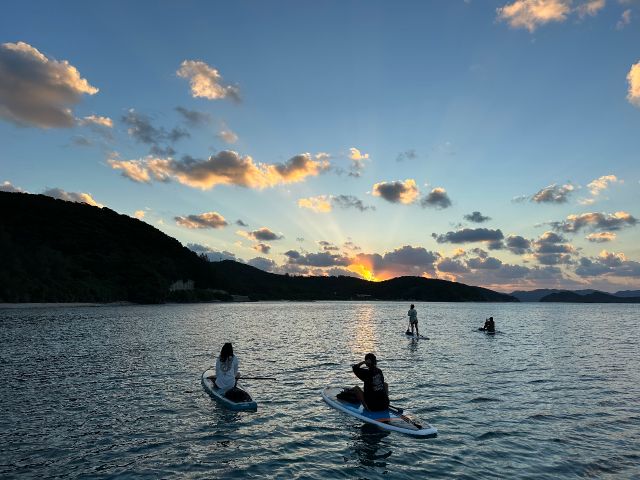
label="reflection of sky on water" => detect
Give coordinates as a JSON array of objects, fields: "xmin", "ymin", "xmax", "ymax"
[{"xmin": 348, "ymin": 304, "xmax": 378, "ymax": 357}]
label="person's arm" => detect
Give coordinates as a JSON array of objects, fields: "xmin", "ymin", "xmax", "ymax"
[
  {"xmin": 234, "ymin": 357, "xmax": 239, "ymax": 378},
  {"xmin": 352, "ymin": 361, "xmax": 369, "ymax": 381},
  {"xmin": 214, "ymin": 358, "xmax": 221, "ymax": 379}
]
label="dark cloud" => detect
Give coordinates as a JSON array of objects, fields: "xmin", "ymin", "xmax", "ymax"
[
  {"xmin": 71, "ymin": 135, "xmax": 92, "ymax": 147},
  {"xmin": 175, "ymin": 106, "xmax": 212, "ymax": 127},
  {"xmin": 244, "ymin": 227, "xmax": 283, "ymax": 241},
  {"xmin": 396, "ymin": 149, "xmax": 418, "ymax": 162},
  {"xmin": 0, "ymin": 181, "xmax": 25, "ymax": 193},
  {"xmin": 436, "ymin": 257, "xmax": 469, "ymax": 273},
  {"xmin": 355, "ymin": 245, "xmax": 440, "ymax": 278},
  {"xmin": 464, "ymin": 211, "xmax": 491, "ymax": 223},
  {"xmin": 109, "ymin": 150, "xmax": 330, "ymax": 189},
  {"xmin": 420, "ymin": 188, "xmax": 452, "ymax": 209},
  {"xmin": 576, "ymin": 252, "xmax": 640, "ymax": 278},
  {"xmin": 332, "ymin": 195, "xmax": 375, "ymax": 212},
  {"xmin": 318, "ymin": 241, "xmax": 339, "ymax": 251},
  {"xmin": 253, "ymin": 243, "xmax": 271, "ymax": 254},
  {"xmin": 175, "ymin": 211, "xmax": 228, "ymax": 229},
  {"xmin": 247, "ymin": 257, "xmax": 277, "ymax": 272},
  {"xmin": 372, "ymin": 179, "xmax": 418, "ymax": 204},
  {"xmin": 550, "ymin": 212, "xmax": 637, "ymax": 233},
  {"xmin": 532, "ymin": 231, "xmax": 576, "ymax": 265},
  {"xmin": 505, "ymin": 235, "xmax": 531, "ymax": 255},
  {"xmin": 467, "ymin": 256, "xmax": 503, "ymax": 270},
  {"xmin": 236, "ymin": 219, "xmax": 248, "ymax": 227},
  {"xmin": 187, "ymin": 244, "xmax": 240, "ymax": 262},
  {"xmin": 287, "ymin": 251, "xmax": 350, "ymax": 267},
  {"xmin": 531, "ymin": 183, "xmax": 575, "ymax": 204},
  {"xmin": 122, "ymin": 109, "xmax": 189, "ymax": 152},
  {"xmin": 487, "ymin": 240, "xmax": 504, "ymax": 250},
  {"xmin": 0, "ymin": 42, "xmax": 99, "ymax": 128},
  {"xmin": 432, "ymin": 228, "xmax": 504, "ymax": 244}
]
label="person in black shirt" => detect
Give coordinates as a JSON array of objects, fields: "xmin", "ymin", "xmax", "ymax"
[
  {"xmin": 480, "ymin": 316, "xmax": 495, "ymax": 333},
  {"xmin": 350, "ymin": 353, "xmax": 389, "ymax": 411}
]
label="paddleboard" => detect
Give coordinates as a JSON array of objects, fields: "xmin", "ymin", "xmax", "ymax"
[
  {"xmin": 201, "ymin": 369, "xmax": 257, "ymax": 411},
  {"xmin": 405, "ymin": 331, "xmax": 429, "ymax": 340},
  {"xmin": 321, "ymin": 386, "xmax": 437, "ymax": 437},
  {"xmin": 477, "ymin": 328, "xmax": 496, "ymax": 335}
]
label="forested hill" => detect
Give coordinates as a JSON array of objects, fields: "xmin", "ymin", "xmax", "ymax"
[{"xmin": 0, "ymin": 192, "xmax": 517, "ymax": 303}]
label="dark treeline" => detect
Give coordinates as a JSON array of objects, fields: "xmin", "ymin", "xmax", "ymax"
[{"xmin": 0, "ymin": 192, "xmax": 517, "ymax": 303}]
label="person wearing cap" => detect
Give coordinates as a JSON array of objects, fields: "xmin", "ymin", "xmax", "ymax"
[{"xmin": 349, "ymin": 353, "xmax": 389, "ymax": 411}]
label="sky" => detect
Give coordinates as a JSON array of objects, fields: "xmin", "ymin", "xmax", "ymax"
[{"xmin": 1, "ymin": 0, "xmax": 639, "ymax": 293}]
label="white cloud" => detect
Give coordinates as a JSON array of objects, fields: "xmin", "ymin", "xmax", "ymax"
[
  {"xmin": 0, "ymin": 180, "xmax": 25, "ymax": 193},
  {"xmin": 177, "ymin": 60, "xmax": 240, "ymax": 102},
  {"xmin": 577, "ymin": 0, "xmax": 606, "ymax": 18},
  {"xmin": 133, "ymin": 210, "xmax": 146, "ymax": 219},
  {"xmin": 616, "ymin": 9, "xmax": 631, "ymax": 30},
  {"xmin": 79, "ymin": 115, "xmax": 113, "ymax": 128},
  {"xmin": 587, "ymin": 174, "xmax": 620, "ymax": 196},
  {"xmin": 497, "ymin": 0, "xmax": 571, "ymax": 32},
  {"xmin": 175, "ymin": 212, "xmax": 228, "ymax": 229},
  {"xmin": 218, "ymin": 127, "xmax": 238, "ymax": 144},
  {"xmin": 627, "ymin": 61, "xmax": 640, "ymax": 107},
  {"xmin": 0, "ymin": 42, "xmax": 98, "ymax": 128},
  {"xmin": 348, "ymin": 147, "xmax": 370, "ymax": 177},
  {"xmin": 372, "ymin": 179, "xmax": 419, "ymax": 204}
]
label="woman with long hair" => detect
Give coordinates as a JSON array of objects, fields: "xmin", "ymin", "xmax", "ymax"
[{"xmin": 215, "ymin": 342, "xmax": 240, "ymax": 394}]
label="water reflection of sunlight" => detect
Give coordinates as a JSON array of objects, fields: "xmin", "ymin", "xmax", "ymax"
[{"xmin": 348, "ymin": 304, "xmax": 378, "ymax": 356}]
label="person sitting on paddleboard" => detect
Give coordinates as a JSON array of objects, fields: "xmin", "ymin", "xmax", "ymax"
[
  {"xmin": 481, "ymin": 317, "xmax": 495, "ymax": 333},
  {"xmin": 350, "ymin": 353, "xmax": 389, "ymax": 412},
  {"xmin": 215, "ymin": 342, "xmax": 240, "ymax": 398},
  {"xmin": 407, "ymin": 304, "xmax": 420, "ymax": 337}
]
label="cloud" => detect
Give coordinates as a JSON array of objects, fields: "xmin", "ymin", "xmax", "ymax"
[
  {"xmin": 550, "ymin": 211, "xmax": 637, "ymax": 233},
  {"xmin": 42, "ymin": 187, "xmax": 103, "ymax": 207},
  {"xmin": 576, "ymin": 0, "xmax": 606, "ymax": 18},
  {"xmin": 122, "ymin": 109, "xmax": 189, "ymax": 154},
  {"xmin": 247, "ymin": 256, "xmax": 277, "ymax": 271},
  {"xmin": 351, "ymin": 245, "xmax": 440, "ymax": 280},
  {"xmin": 236, "ymin": 219, "xmax": 248, "ymax": 227},
  {"xmin": 531, "ymin": 183, "xmax": 575, "ymax": 203},
  {"xmin": 253, "ymin": 243, "xmax": 271, "ymax": 254},
  {"xmin": 78, "ymin": 115, "xmax": 113, "ymax": 128},
  {"xmin": 218, "ymin": 127, "xmax": 238, "ymax": 144},
  {"xmin": 586, "ymin": 231, "xmax": 616, "ymax": 243},
  {"xmin": 505, "ymin": 235, "xmax": 531, "ymax": 254},
  {"xmin": 286, "ymin": 251, "xmax": 351, "ymax": 267},
  {"xmin": 628, "ymin": 61, "xmax": 640, "ymax": 107},
  {"xmin": 532, "ymin": 231, "xmax": 576, "ymax": 265},
  {"xmin": 616, "ymin": 9, "xmax": 631, "ymax": 30},
  {"xmin": 396, "ymin": 149, "xmax": 418, "ymax": 162},
  {"xmin": 467, "ymin": 256, "xmax": 503, "ymax": 270},
  {"xmin": 576, "ymin": 250, "xmax": 640, "ymax": 277},
  {"xmin": 432, "ymin": 228, "xmax": 504, "ymax": 244},
  {"xmin": 318, "ymin": 240, "xmax": 340, "ymax": 252},
  {"xmin": 187, "ymin": 244, "xmax": 242, "ymax": 262},
  {"xmin": 372, "ymin": 179, "xmax": 419, "ymax": 204},
  {"xmin": 175, "ymin": 106, "xmax": 212, "ymax": 127},
  {"xmin": 587, "ymin": 174, "xmax": 619, "ymax": 196},
  {"xmin": 133, "ymin": 210, "xmax": 145, "ymax": 219},
  {"xmin": 109, "ymin": 150, "xmax": 330, "ymax": 189},
  {"xmin": 464, "ymin": 211, "xmax": 491, "ymax": 223},
  {"xmin": 348, "ymin": 147, "xmax": 370, "ymax": 177},
  {"xmin": 0, "ymin": 41, "xmax": 99, "ymax": 128},
  {"xmin": 0, "ymin": 180, "xmax": 25, "ymax": 193},
  {"xmin": 175, "ymin": 212, "xmax": 228, "ymax": 229},
  {"xmin": 497, "ymin": 0, "xmax": 571, "ymax": 32},
  {"xmin": 436, "ymin": 257, "xmax": 470, "ymax": 273},
  {"xmin": 239, "ymin": 227, "xmax": 283, "ymax": 241},
  {"xmin": 298, "ymin": 194, "xmax": 375, "ymax": 213},
  {"xmin": 177, "ymin": 60, "xmax": 240, "ymax": 102},
  {"xmin": 420, "ymin": 187, "xmax": 452, "ymax": 209}
]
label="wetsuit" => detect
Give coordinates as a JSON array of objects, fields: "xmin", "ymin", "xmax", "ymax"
[{"xmin": 352, "ymin": 364, "xmax": 389, "ymax": 411}]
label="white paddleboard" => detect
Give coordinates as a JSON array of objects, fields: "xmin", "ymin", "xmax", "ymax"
[{"xmin": 321, "ymin": 386, "xmax": 437, "ymax": 437}]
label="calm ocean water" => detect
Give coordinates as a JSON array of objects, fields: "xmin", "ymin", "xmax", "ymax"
[{"xmin": 1, "ymin": 302, "xmax": 639, "ymax": 479}]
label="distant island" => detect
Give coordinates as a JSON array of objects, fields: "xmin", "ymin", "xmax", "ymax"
[
  {"xmin": 0, "ymin": 192, "xmax": 516, "ymax": 304},
  {"xmin": 510, "ymin": 289, "xmax": 640, "ymax": 303}
]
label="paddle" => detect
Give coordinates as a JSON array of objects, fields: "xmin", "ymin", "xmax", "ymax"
[
  {"xmin": 240, "ymin": 376, "xmax": 277, "ymax": 380},
  {"xmin": 388, "ymin": 404, "xmax": 423, "ymax": 429}
]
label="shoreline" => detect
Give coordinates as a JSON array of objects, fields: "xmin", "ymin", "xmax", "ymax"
[{"xmin": 0, "ymin": 301, "xmax": 135, "ymax": 309}]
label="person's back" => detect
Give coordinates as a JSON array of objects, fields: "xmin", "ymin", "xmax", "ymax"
[
  {"xmin": 352, "ymin": 354, "xmax": 389, "ymax": 411},
  {"xmin": 215, "ymin": 343, "xmax": 239, "ymax": 392},
  {"xmin": 484, "ymin": 317, "xmax": 495, "ymax": 332}
]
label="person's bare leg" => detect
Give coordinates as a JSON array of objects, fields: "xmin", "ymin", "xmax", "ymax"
[
  {"xmin": 352, "ymin": 386, "xmax": 369, "ymax": 409},
  {"xmin": 415, "ymin": 324, "xmax": 419, "ymax": 337}
]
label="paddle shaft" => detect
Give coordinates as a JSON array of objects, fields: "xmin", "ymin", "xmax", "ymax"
[{"xmin": 206, "ymin": 367, "xmax": 275, "ymax": 381}]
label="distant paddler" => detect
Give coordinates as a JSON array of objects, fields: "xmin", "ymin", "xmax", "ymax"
[
  {"xmin": 479, "ymin": 316, "xmax": 496, "ymax": 333},
  {"xmin": 406, "ymin": 304, "xmax": 420, "ymax": 337}
]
